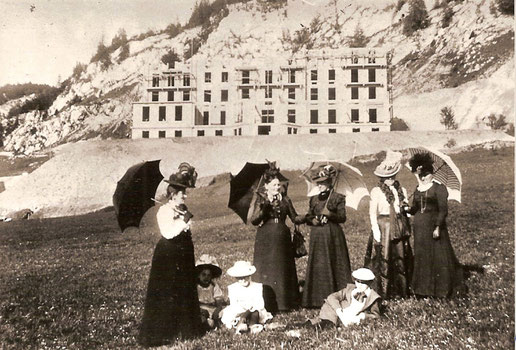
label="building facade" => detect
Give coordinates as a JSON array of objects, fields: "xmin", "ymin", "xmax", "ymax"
[{"xmin": 132, "ymin": 48, "xmax": 392, "ymax": 139}]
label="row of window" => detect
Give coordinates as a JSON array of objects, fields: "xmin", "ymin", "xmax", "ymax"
[
  {"xmin": 151, "ymin": 68, "xmax": 378, "ymax": 88},
  {"xmin": 141, "ymin": 106, "xmax": 378, "ymax": 124},
  {"xmin": 142, "ymin": 106, "xmax": 183, "ymax": 122},
  {"xmin": 141, "ymin": 125, "xmax": 381, "ymax": 139},
  {"xmin": 150, "ymin": 86, "xmax": 378, "ymax": 103},
  {"xmin": 141, "ymin": 127, "xmax": 243, "ymax": 138}
]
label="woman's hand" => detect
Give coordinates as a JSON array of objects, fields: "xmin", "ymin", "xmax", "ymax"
[
  {"xmin": 373, "ymin": 228, "xmax": 381, "ymax": 243},
  {"xmin": 432, "ymin": 226, "xmax": 440, "ymax": 239},
  {"xmin": 319, "ymin": 215, "xmax": 328, "ymax": 225}
]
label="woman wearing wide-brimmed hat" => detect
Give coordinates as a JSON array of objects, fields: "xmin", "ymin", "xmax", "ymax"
[
  {"xmin": 138, "ymin": 163, "xmax": 203, "ymax": 347},
  {"xmin": 364, "ymin": 151, "xmax": 413, "ymax": 299},
  {"xmin": 249, "ymin": 162, "xmax": 304, "ymax": 312},
  {"xmin": 405, "ymin": 153, "xmax": 465, "ymax": 298},
  {"xmin": 300, "ymin": 164, "xmax": 352, "ymax": 308}
]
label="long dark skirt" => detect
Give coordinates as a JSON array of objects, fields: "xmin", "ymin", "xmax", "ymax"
[
  {"xmin": 302, "ymin": 222, "xmax": 352, "ymax": 308},
  {"xmin": 364, "ymin": 219, "xmax": 413, "ymax": 299},
  {"xmin": 138, "ymin": 234, "xmax": 202, "ymax": 347},
  {"xmin": 253, "ymin": 220, "xmax": 299, "ymax": 312},
  {"xmin": 412, "ymin": 214, "xmax": 465, "ymax": 298}
]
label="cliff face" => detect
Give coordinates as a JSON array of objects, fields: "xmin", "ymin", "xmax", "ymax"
[{"xmin": 1, "ymin": 0, "xmax": 513, "ymax": 155}]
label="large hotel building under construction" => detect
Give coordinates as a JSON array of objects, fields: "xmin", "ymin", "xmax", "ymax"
[{"xmin": 132, "ymin": 48, "xmax": 393, "ymax": 138}]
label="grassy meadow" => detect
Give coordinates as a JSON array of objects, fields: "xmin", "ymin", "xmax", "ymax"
[{"xmin": 0, "ymin": 146, "xmax": 514, "ymax": 349}]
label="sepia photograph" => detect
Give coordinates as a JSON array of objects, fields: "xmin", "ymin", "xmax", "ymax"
[{"xmin": 0, "ymin": 0, "xmax": 513, "ymax": 348}]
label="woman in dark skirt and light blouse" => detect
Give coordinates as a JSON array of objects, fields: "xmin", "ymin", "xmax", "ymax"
[
  {"xmin": 250, "ymin": 162, "xmax": 304, "ymax": 312},
  {"xmin": 300, "ymin": 165, "xmax": 353, "ymax": 308},
  {"xmin": 138, "ymin": 163, "xmax": 203, "ymax": 347}
]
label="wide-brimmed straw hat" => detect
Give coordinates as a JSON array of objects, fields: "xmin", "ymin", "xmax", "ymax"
[
  {"xmin": 352, "ymin": 268, "xmax": 375, "ymax": 282},
  {"xmin": 195, "ymin": 254, "xmax": 222, "ymax": 278},
  {"xmin": 374, "ymin": 151, "xmax": 402, "ymax": 178},
  {"xmin": 227, "ymin": 260, "xmax": 256, "ymax": 278}
]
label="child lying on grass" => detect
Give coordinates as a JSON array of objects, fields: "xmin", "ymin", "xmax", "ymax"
[{"xmin": 305, "ymin": 268, "xmax": 381, "ymax": 329}]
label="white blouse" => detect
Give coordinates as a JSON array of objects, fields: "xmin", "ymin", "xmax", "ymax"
[
  {"xmin": 369, "ymin": 186, "xmax": 408, "ymax": 238},
  {"xmin": 156, "ymin": 202, "xmax": 190, "ymax": 239}
]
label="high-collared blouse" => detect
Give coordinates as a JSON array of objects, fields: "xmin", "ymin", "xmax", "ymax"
[{"xmin": 369, "ymin": 186, "xmax": 409, "ymax": 237}]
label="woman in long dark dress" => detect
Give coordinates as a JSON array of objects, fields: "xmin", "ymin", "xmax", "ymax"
[
  {"xmin": 138, "ymin": 163, "xmax": 203, "ymax": 347},
  {"xmin": 301, "ymin": 165, "xmax": 352, "ymax": 308},
  {"xmin": 364, "ymin": 151, "xmax": 413, "ymax": 299},
  {"xmin": 250, "ymin": 163, "xmax": 303, "ymax": 312},
  {"xmin": 405, "ymin": 153, "xmax": 465, "ymax": 298}
]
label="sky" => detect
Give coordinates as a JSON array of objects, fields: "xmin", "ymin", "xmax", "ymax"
[{"xmin": 0, "ymin": 0, "xmax": 200, "ymax": 86}]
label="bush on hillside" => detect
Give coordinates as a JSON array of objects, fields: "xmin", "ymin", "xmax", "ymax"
[
  {"xmin": 133, "ymin": 29, "xmax": 156, "ymax": 42},
  {"xmin": 349, "ymin": 25, "xmax": 369, "ymax": 48},
  {"xmin": 496, "ymin": 0, "xmax": 514, "ymax": 15},
  {"xmin": 441, "ymin": 4, "xmax": 454, "ymax": 28},
  {"xmin": 390, "ymin": 117, "xmax": 410, "ymax": 131},
  {"xmin": 118, "ymin": 43, "xmax": 130, "ymax": 63},
  {"xmin": 403, "ymin": 0, "xmax": 430, "ymax": 36},
  {"xmin": 396, "ymin": 0, "xmax": 406, "ymax": 11},
  {"xmin": 165, "ymin": 22, "xmax": 182, "ymax": 38},
  {"xmin": 440, "ymin": 106, "xmax": 458, "ymax": 130},
  {"xmin": 506, "ymin": 123, "xmax": 514, "ymax": 136}
]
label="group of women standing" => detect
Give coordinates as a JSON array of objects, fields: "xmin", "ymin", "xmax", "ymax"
[{"xmin": 137, "ymin": 151, "xmax": 465, "ymax": 347}]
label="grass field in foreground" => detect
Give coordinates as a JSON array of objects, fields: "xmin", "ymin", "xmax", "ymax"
[{"xmin": 0, "ymin": 147, "xmax": 513, "ymax": 349}]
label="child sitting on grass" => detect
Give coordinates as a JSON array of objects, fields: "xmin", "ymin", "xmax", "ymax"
[
  {"xmin": 305, "ymin": 268, "xmax": 381, "ymax": 329},
  {"xmin": 196, "ymin": 254, "xmax": 225, "ymax": 330},
  {"xmin": 220, "ymin": 261, "xmax": 273, "ymax": 334}
]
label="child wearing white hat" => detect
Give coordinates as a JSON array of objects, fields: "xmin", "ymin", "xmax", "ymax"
[
  {"xmin": 220, "ymin": 261, "xmax": 273, "ymax": 334},
  {"xmin": 305, "ymin": 268, "xmax": 381, "ymax": 328}
]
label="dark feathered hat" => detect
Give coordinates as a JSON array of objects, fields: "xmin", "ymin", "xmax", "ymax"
[
  {"xmin": 311, "ymin": 164, "xmax": 337, "ymax": 183},
  {"xmin": 408, "ymin": 153, "xmax": 434, "ymax": 176},
  {"xmin": 263, "ymin": 160, "xmax": 281, "ymax": 183},
  {"xmin": 165, "ymin": 162, "xmax": 198, "ymax": 188}
]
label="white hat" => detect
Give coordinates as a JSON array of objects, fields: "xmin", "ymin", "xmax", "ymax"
[
  {"xmin": 195, "ymin": 254, "xmax": 222, "ymax": 278},
  {"xmin": 374, "ymin": 151, "xmax": 403, "ymax": 178},
  {"xmin": 352, "ymin": 268, "xmax": 375, "ymax": 281},
  {"xmin": 227, "ymin": 260, "xmax": 256, "ymax": 278}
]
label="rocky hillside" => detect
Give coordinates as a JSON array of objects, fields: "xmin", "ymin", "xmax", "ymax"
[{"xmin": 0, "ymin": 0, "xmax": 513, "ymax": 155}]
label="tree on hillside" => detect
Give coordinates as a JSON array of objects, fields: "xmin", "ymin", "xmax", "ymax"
[
  {"xmin": 111, "ymin": 29, "xmax": 128, "ymax": 50},
  {"xmin": 440, "ymin": 106, "xmax": 458, "ymax": 130},
  {"xmin": 485, "ymin": 113, "xmax": 508, "ymax": 130},
  {"xmin": 91, "ymin": 41, "xmax": 112, "ymax": 71},
  {"xmin": 349, "ymin": 25, "xmax": 369, "ymax": 48},
  {"xmin": 496, "ymin": 0, "xmax": 514, "ymax": 15},
  {"xmin": 161, "ymin": 50, "xmax": 181, "ymax": 68},
  {"xmin": 188, "ymin": 0, "xmax": 212, "ymax": 28},
  {"xmin": 441, "ymin": 4, "xmax": 454, "ymax": 28},
  {"xmin": 403, "ymin": 0, "xmax": 430, "ymax": 36}
]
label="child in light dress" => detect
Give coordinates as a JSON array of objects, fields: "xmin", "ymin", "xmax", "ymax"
[
  {"xmin": 220, "ymin": 261, "xmax": 273, "ymax": 334},
  {"xmin": 195, "ymin": 254, "xmax": 225, "ymax": 330},
  {"xmin": 306, "ymin": 268, "xmax": 381, "ymax": 329}
]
